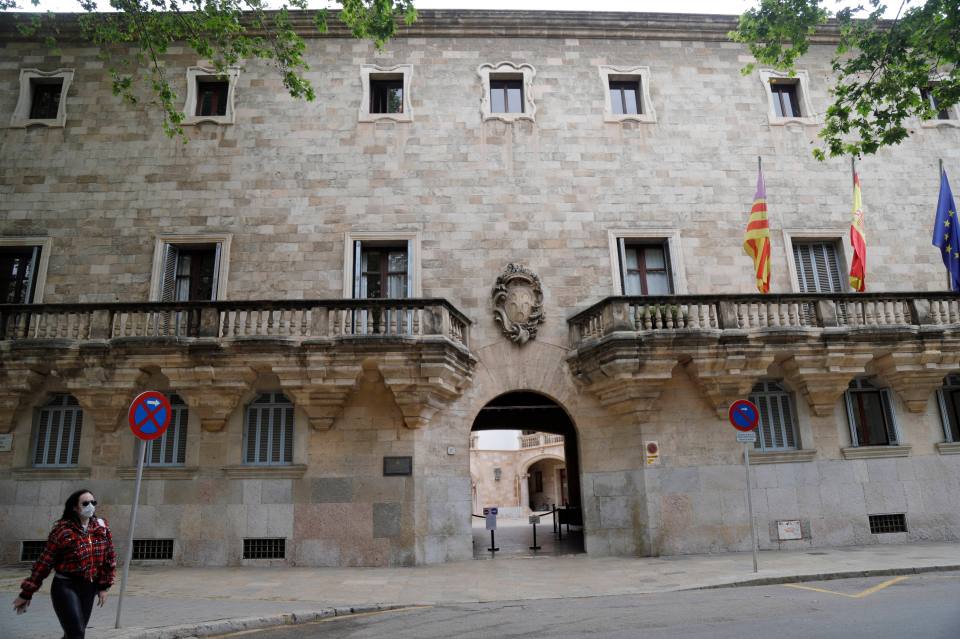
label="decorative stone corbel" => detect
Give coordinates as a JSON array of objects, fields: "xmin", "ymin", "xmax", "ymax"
[
  {"xmin": 0, "ymin": 368, "xmax": 45, "ymax": 433},
  {"xmin": 779, "ymin": 347, "xmax": 873, "ymax": 416},
  {"xmin": 377, "ymin": 349, "xmax": 474, "ymax": 429},
  {"xmin": 683, "ymin": 346, "xmax": 777, "ymax": 418},
  {"xmin": 166, "ymin": 365, "xmax": 255, "ymax": 432},
  {"xmin": 273, "ymin": 357, "xmax": 363, "ymax": 431},
  {"xmin": 871, "ymin": 347, "xmax": 960, "ymax": 412},
  {"xmin": 69, "ymin": 367, "xmax": 151, "ymax": 431}
]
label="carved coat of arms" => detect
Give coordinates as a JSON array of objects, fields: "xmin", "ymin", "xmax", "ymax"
[{"xmin": 492, "ymin": 263, "xmax": 544, "ymax": 345}]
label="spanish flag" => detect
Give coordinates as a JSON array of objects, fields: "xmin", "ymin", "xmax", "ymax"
[
  {"xmin": 849, "ymin": 171, "xmax": 867, "ymax": 292},
  {"xmin": 743, "ymin": 167, "xmax": 771, "ymax": 293}
]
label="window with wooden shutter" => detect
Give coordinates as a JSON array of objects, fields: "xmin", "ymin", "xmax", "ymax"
[
  {"xmin": 144, "ymin": 394, "xmax": 188, "ymax": 466},
  {"xmin": 244, "ymin": 393, "xmax": 294, "ymax": 465},
  {"xmin": 159, "ymin": 244, "xmax": 220, "ymax": 302},
  {"xmin": 844, "ymin": 378, "xmax": 900, "ymax": 447},
  {"xmin": 33, "ymin": 394, "xmax": 82, "ymax": 467},
  {"xmin": 617, "ymin": 239, "xmax": 673, "ymax": 295},
  {"xmin": 749, "ymin": 381, "xmax": 800, "ymax": 452},
  {"xmin": 936, "ymin": 374, "xmax": 960, "ymax": 443},
  {"xmin": 353, "ymin": 241, "xmax": 411, "ymax": 299},
  {"xmin": 0, "ymin": 246, "xmax": 41, "ymax": 304},
  {"xmin": 792, "ymin": 240, "xmax": 846, "ymax": 323}
]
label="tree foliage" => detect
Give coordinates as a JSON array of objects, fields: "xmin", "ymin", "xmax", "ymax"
[
  {"xmin": 2, "ymin": 0, "xmax": 416, "ymax": 137},
  {"xmin": 733, "ymin": 0, "xmax": 960, "ymax": 160}
]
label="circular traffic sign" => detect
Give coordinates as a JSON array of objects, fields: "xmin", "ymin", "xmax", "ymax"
[
  {"xmin": 728, "ymin": 399, "xmax": 760, "ymax": 432},
  {"xmin": 128, "ymin": 391, "xmax": 172, "ymax": 441}
]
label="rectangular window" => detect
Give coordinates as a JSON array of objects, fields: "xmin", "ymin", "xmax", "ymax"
[
  {"xmin": 792, "ymin": 241, "xmax": 844, "ymax": 293},
  {"xmin": 749, "ymin": 381, "xmax": 799, "ymax": 452},
  {"xmin": 936, "ymin": 375, "xmax": 960, "ymax": 442},
  {"xmin": 244, "ymin": 393, "xmax": 293, "ymax": 465},
  {"xmin": 196, "ymin": 80, "xmax": 229, "ymax": 117},
  {"xmin": 921, "ymin": 87, "xmax": 951, "ymax": 120},
  {"xmin": 845, "ymin": 379, "xmax": 899, "ymax": 447},
  {"xmin": 0, "ymin": 246, "xmax": 41, "ymax": 304},
  {"xmin": 617, "ymin": 239, "xmax": 673, "ymax": 295},
  {"xmin": 145, "ymin": 395, "xmax": 187, "ymax": 466},
  {"xmin": 770, "ymin": 81, "xmax": 801, "ymax": 118},
  {"xmin": 353, "ymin": 242, "xmax": 410, "ymax": 299},
  {"xmin": 370, "ymin": 78, "xmax": 403, "ymax": 114},
  {"xmin": 243, "ymin": 538, "xmax": 285, "ymax": 559},
  {"xmin": 20, "ymin": 540, "xmax": 46, "ymax": 563},
  {"xmin": 609, "ymin": 80, "xmax": 641, "ymax": 115},
  {"xmin": 132, "ymin": 539, "xmax": 174, "ymax": 560},
  {"xmin": 160, "ymin": 244, "xmax": 220, "ymax": 302},
  {"xmin": 33, "ymin": 395, "xmax": 83, "ymax": 467},
  {"xmin": 868, "ymin": 513, "xmax": 907, "ymax": 534},
  {"xmin": 29, "ymin": 79, "xmax": 63, "ymax": 120},
  {"xmin": 490, "ymin": 79, "xmax": 523, "ymax": 114}
]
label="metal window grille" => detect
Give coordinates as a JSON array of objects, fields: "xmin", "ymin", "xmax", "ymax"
[
  {"xmin": 869, "ymin": 513, "xmax": 907, "ymax": 534},
  {"xmin": 749, "ymin": 381, "xmax": 799, "ymax": 452},
  {"xmin": 132, "ymin": 539, "xmax": 174, "ymax": 560},
  {"xmin": 243, "ymin": 538, "xmax": 285, "ymax": 559},
  {"xmin": 20, "ymin": 540, "xmax": 46, "ymax": 562},
  {"xmin": 33, "ymin": 394, "xmax": 82, "ymax": 467},
  {"xmin": 244, "ymin": 393, "xmax": 293, "ymax": 465},
  {"xmin": 844, "ymin": 378, "xmax": 900, "ymax": 447},
  {"xmin": 145, "ymin": 395, "xmax": 187, "ymax": 466}
]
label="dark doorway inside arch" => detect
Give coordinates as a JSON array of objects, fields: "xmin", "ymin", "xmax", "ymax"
[{"xmin": 469, "ymin": 391, "xmax": 585, "ymax": 558}]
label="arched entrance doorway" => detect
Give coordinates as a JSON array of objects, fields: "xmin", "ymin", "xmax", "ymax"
[{"xmin": 469, "ymin": 391, "xmax": 584, "ymax": 557}]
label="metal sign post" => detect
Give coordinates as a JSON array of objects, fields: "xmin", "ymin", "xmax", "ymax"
[
  {"xmin": 729, "ymin": 399, "xmax": 760, "ymax": 574},
  {"xmin": 116, "ymin": 391, "xmax": 172, "ymax": 629}
]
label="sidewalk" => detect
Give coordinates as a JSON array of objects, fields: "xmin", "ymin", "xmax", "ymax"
[{"xmin": 2, "ymin": 541, "xmax": 959, "ymax": 639}]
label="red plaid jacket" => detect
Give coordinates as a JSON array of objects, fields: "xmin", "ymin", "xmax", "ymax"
[{"xmin": 19, "ymin": 517, "xmax": 116, "ymax": 599}]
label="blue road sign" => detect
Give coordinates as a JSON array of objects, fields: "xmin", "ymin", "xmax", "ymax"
[
  {"xmin": 728, "ymin": 399, "xmax": 760, "ymax": 432},
  {"xmin": 128, "ymin": 391, "xmax": 172, "ymax": 441}
]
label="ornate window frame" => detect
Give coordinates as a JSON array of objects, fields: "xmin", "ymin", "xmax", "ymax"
[
  {"xmin": 759, "ymin": 69, "xmax": 818, "ymax": 127},
  {"xmin": 182, "ymin": 66, "xmax": 239, "ymax": 126},
  {"xmin": 9, "ymin": 69, "xmax": 75, "ymax": 128},
  {"xmin": 0, "ymin": 236, "xmax": 52, "ymax": 303},
  {"xmin": 598, "ymin": 65, "xmax": 656, "ymax": 124},
  {"xmin": 477, "ymin": 61, "xmax": 536, "ymax": 123},
  {"xmin": 607, "ymin": 229, "xmax": 687, "ymax": 295},
  {"xmin": 359, "ymin": 64, "xmax": 413, "ymax": 123}
]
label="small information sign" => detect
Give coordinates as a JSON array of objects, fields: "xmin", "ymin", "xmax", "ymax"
[
  {"xmin": 736, "ymin": 431, "xmax": 757, "ymax": 444},
  {"xmin": 644, "ymin": 441, "xmax": 661, "ymax": 466},
  {"xmin": 777, "ymin": 520, "xmax": 803, "ymax": 540},
  {"xmin": 485, "ymin": 512, "xmax": 497, "ymax": 531},
  {"xmin": 529, "ymin": 515, "xmax": 541, "ymax": 524}
]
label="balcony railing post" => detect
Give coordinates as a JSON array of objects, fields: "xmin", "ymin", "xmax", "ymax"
[
  {"xmin": 909, "ymin": 298, "xmax": 932, "ymax": 325},
  {"xmin": 310, "ymin": 306, "xmax": 329, "ymax": 337},
  {"xmin": 816, "ymin": 300, "xmax": 838, "ymax": 328},
  {"xmin": 717, "ymin": 301, "xmax": 739, "ymax": 330},
  {"xmin": 197, "ymin": 306, "xmax": 220, "ymax": 338},
  {"xmin": 89, "ymin": 309, "xmax": 112, "ymax": 339},
  {"xmin": 603, "ymin": 300, "xmax": 633, "ymax": 334}
]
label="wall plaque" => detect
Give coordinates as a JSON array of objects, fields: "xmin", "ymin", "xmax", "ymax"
[
  {"xmin": 492, "ymin": 263, "xmax": 544, "ymax": 345},
  {"xmin": 383, "ymin": 456, "xmax": 413, "ymax": 476}
]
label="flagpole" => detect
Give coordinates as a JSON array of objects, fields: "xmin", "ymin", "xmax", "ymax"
[{"xmin": 940, "ymin": 158, "xmax": 944, "ymax": 178}]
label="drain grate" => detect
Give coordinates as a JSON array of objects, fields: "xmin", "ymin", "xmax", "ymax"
[
  {"xmin": 243, "ymin": 537, "xmax": 285, "ymax": 559},
  {"xmin": 20, "ymin": 541, "xmax": 46, "ymax": 562}
]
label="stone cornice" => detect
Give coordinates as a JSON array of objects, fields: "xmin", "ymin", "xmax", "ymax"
[{"xmin": 0, "ymin": 10, "xmax": 847, "ymax": 44}]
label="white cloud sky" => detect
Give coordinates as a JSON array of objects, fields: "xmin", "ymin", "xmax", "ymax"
[{"xmin": 476, "ymin": 430, "xmax": 521, "ymax": 450}]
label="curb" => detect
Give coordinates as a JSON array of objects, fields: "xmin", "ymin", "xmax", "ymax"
[
  {"xmin": 694, "ymin": 563, "xmax": 960, "ymax": 590},
  {"xmin": 106, "ymin": 603, "xmax": 419, "ymax": 639}
]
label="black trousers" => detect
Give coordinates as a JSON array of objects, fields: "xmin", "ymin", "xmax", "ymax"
[{"xmin": 51, "ymin": 576, "xmax": 97, "ymax": 639}]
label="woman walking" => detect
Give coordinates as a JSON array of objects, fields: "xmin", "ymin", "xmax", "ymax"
[{"xmin": 12, "ymin": 488, "xmax": 116, "ymax": 639}]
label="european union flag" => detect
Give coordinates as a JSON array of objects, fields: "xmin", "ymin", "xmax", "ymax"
[{"xmin": 933, "ymin": 170, "xmax": 960, "ymax": 292}]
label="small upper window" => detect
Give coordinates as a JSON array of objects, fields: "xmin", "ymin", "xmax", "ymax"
[
  {"xmin": 770, "ymin": 81, "xmax": 801, "ymax": 118},
  {"xmin": 609, "ymin": 80, "xmax": 641, "ymax": 115},
  {"xmin": 937, "ymin": 374, "xmax": 960, "ymax": 443},
  {"xmin": 845, "ymin": 378, "xmax": 900, "ymax": 447},
  {"xmin": 182, "ymin": 67, "xmax": 238, "ymax": 125},
  {"xmin": 359, "ymin": 65, "xmax": 413, "ymax": 122},
  {"xmin": 0, "ymin": 246, "xmax": 42, "ymax": 304},
  {"xmin": 370, "ymin": 78, "xmax": 403, "ymax": 114},
  {"xmin": 617, "ymin": 239, "xmax": 673, "ymax": 296},
  {"xmin": 10, "ymin": 69, "xmax": 74, "ymax": 128},
  {"xmin": 921, "ymin": 86, "xmax": 952, "ymax": 120},
  {"xmin": 490, "ymin": 78, "xmax": 524, "ymax": 113}
]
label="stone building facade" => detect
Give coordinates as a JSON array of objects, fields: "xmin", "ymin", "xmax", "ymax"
[
  {"xmin": 2, "ymin": 10, "xmax": 960, "ymax": 567},
  {"xmin": 470, "ymin": 432, "xmax": 567, "ymax": 517}
]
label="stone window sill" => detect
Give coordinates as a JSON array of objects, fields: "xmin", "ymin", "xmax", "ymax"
[
  {"xmin": 359, "ymin": 112, "xmax": 412, "ymax": 123},
  {"xmin": 921, "ymin": 119, "xmax": 960, "ymax": 129},
  {"xmin": 116, "ymin": 466, "xmax": 198, "ymax": 480},
  {"xmin": 768, "ymin": 116, "xmax": 819, "ymax": 127},
  {"xmin": 935, "ymin": 442, "xmax": 960, "ymax": 455},
  {"xmin": 12, "ymin": 466, "xmax": 91, "ymax": 480},
  {"xmin": 222, "ymin": 464, "xmax": 307, "ymax": 479},
  {"xmin": 9, "ymin": 118, "xmax": 64, "ymax": 129},
  {"xmin": 603, "ymin": 113, "xmax": 656, "ymax": 124},
  {"xmin": 841, "ymin": 445, "xmax": 911, "ymax": 460},
  {"xmin": 749, "ymin": 449, "xmax": 817, "ymax": 464}
]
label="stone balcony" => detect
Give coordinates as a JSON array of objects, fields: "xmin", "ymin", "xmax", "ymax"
[
  {"xmin": 519, "ymin": 433, "xmax": 565, "ymax": 448},
  {"xmin": 0, "ymin": 299, "xmax": 474, "ymax": 433},
  {"xmin": 566, "ymin": 293, "xmax": 960, "ymax": 421}
]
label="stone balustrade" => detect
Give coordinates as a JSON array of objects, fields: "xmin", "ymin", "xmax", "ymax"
[
  {"xmin": 518, "ymin": 433, "xmax": 565, "ymax": 448},
  {"xmin": 0, "ymin": 298, "xmax": 470, "ymax": 347},
  {"xmin": 567, "ymin": 293, "xmax": 960, "ymax": 424},
  {"xmin": 0, "ymin": 299, "xmax": 474, "ymax": 433}
]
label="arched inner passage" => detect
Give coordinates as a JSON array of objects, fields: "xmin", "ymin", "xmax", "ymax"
[{"xmin": 469, "ymin": 391, "xmax": 584, "ymax": 557}]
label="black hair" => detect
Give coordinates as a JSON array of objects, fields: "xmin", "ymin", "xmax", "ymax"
[{"xmin": 60, "ymin": 488, "xmax": 95, "ymax": 524}]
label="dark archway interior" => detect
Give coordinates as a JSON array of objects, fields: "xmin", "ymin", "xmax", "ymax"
[{"xmin": 471, "ymin": 391, "xmax": 583, "ymax": 515}]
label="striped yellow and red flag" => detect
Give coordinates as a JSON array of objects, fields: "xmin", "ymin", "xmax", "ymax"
[
  {"xmin": 849, "ymin": 171, "xmax": 867, "ymax": 292},
  {"xmin": 743, "ymin": 167, "xmax": 772, "ymax": 293}
]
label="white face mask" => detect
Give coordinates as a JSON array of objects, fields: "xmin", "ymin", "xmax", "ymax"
[{"xmin": 80, "ymin": 503, "xmax": 95, "ymax": 519}]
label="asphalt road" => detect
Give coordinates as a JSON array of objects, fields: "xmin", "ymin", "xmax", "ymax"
[{"xmin": 221, "ymin": 571, "xmax": 960, "ymax": 639}]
